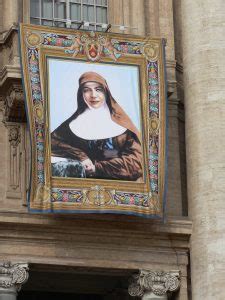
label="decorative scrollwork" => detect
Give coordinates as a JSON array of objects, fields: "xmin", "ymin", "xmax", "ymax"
[
  {"xmin": 164, "ymin": 273, "xmax": 180, "ymax": 292},
  {"xmin": 142, "ymin": 42, "xmax": 159, "ymax": 62},
  {"xmin": 35, "ymin": 184, "xmax": 51, "ymax": 203},
  {"xmin": 128, "ymin": 282, "xmax": 144, "ymax": 297},
  {"xmin": 65, "ymin": 31, "xmax": 120, "ymax": 62},
  {"xmin": 0, "ymin": 262, "xmax": 29, "ymax": 291},
  {"xmin": 149, "ymin": 115, "xmax": 160, "ymax": 137},
  {"xmin": 26, "ymin": 32, "xmax": 42, "ymax": 48},
  {"xmin": 85, "ymin": 185, "xmax": 116, "ymax": 206},
  {"xmin": 128, "ymin": 269, "xmax": 180, "ymax": 298},
  {"xmin": 34, "ymin": 103, "xmax": 44, "ymax": 123}
]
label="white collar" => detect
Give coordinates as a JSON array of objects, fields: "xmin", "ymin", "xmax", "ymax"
[{"xmin": 69, "ymin": 103, "xmax": 126, "ymax": 140}]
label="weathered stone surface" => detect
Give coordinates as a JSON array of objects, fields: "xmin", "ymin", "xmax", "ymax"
[
  {"xmin": 0, "ymin": 1, "xmax": 191, "ymax": 299},
  {"xmin": 182, "ymin": 0, "xmax": 225, "ymax": 299}
]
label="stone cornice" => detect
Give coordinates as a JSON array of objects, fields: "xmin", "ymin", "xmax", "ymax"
[
  {"xmin": 0, "ymin": 211, "xmax": 192, "ymax": 236},
  {"xmin": 0, "ymin": 65, "xmax": 22, "ymax": 88},
  {"xmin": 0, "ymin": 25, "xmax": 18, "ymax": 46},
  {"xmin": 0, "ymin": 217, "xmax": 190, "ymax": 271}
]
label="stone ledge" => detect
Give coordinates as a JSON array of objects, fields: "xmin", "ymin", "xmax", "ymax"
[
  {"xmin": 0, "ymin": 211, "xmax": 192, "ymax": 236},
  {"xmin": 0, "ymin": 65, "xmax": 22, "ymax": 87},
  {"xmin": 0, "ymin": 214, "xmax": 190, "ymax": 272}
]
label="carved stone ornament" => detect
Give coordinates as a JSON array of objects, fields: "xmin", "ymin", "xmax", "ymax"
[
  {"xmin": 8, "ymin": 126, "xmax": 21, "ymax": 147},
  {"xmin": 4, "ymin": 84, "xmax": 26, "ymax": 123},
  {"xmin": 128, "ymin": 270, "xmax": 180, "ymax": 298},
  {"xmin": 0, "ymin": 262, "xmax": 29, "ymax": 291}
]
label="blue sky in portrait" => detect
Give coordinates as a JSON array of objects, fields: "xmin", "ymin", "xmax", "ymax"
[{"xmin": 48, "ymin": 58, "xmax": 142, "ymax": 132}]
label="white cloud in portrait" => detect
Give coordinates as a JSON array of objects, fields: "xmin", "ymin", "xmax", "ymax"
[{"xmin": 48, "ymin": 58, "xmax": 141, "ymax": 132}]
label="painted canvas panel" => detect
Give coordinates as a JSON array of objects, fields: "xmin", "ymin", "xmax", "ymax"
[{"xmin": 48, "ymin": 59, "xmax": 143, "ymax": 182}]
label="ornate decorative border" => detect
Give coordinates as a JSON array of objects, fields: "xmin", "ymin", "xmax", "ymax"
[{"xmin": 20, "ymin": 24, "xmax": 166, "ymax": 218}]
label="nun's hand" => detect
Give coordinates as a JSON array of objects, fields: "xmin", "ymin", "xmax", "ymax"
[{"xmin": 81, "ymin": 158, "xmax": 96, "ymax": 175}]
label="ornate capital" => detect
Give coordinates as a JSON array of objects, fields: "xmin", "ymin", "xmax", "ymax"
[
  {"xmin": 0, "ymin": 262, "xmax": 29, "ymax": 291},
  {"xmin": 3, "ymin": 83, "xmax": 26, "ymax": 123},
  {"xmin": 128, "ymin": 270, "xmax": 180, "ymax": 298}
]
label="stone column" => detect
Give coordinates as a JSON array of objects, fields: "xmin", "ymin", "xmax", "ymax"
[
  {"xmin": 2, "ymin": 0, "xmax": 20, "ymax": 30},
  {"xmin": 182, "ymin": 1, "xmax": 225, "ymax": 299},
  {"xmin": 0, "ymin": 262, "xmax": 29, "ymax": 300},
  {"xmin": 128, "ymin": 270, "xmax": 180, "ymax": 300}
]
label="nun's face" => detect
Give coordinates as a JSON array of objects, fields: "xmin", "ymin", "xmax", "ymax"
[{"xmin": 82, "ymin": 82, "xmax": 106, "ymax": 109}]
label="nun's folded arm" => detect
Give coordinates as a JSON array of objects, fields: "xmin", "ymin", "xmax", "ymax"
[
  {"xmin": 95, "ymin": 134, "xmax": 142, "ymax": 180},
  {"xmin": 51, "ymin": 130, "xmax": 89, "ymax": 162}
]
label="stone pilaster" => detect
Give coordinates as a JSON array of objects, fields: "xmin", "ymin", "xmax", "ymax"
[
  {"xmin": 129, "ymin": 0, "xmax": 145, "ymax": 35},
  {"xmin": 108, "ymin": 0, "xmax": 145, "ymax": 35},
  {"xmin": 128, "ymin": 270, "xmax": 180, "ymax": 300},
  {"xmin": 182, "ymin": 0, "xmax": 225, "ymax": 299},
  {"xmin": 4, "ymin": 123, "xmax": 28, "ymax": 203},
  {"xmin": 0, "ymin": 81, "xmax": 28, "ymax": 206},
  {"xmin": 0, "ymin": 262, "xmax": 29, "ymax": 300}
]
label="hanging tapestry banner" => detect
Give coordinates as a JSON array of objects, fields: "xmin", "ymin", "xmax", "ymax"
[{"xmin": 19, "ymin": 23, "xmax": 167, "ymax": 218}]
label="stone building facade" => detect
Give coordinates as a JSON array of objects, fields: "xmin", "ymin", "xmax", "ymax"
[{"xmin": 0, "ymin": 0, "xmax": 224, "ymax": 299}]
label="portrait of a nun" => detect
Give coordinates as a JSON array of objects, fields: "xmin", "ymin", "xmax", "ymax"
[{"xmin": 51, "ymin": 71, "xmax": 143, "ymax": 181}]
